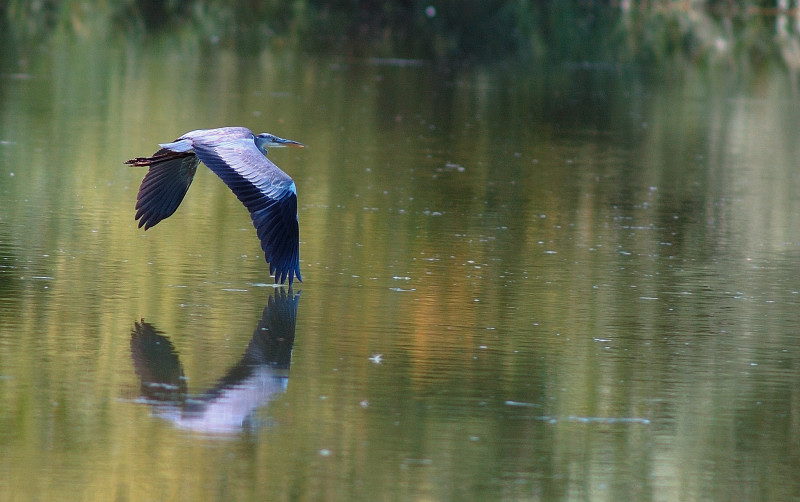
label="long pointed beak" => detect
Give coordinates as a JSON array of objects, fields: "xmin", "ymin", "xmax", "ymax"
[{"xmin": 275, "ymin": 137, "xmax": 304, "ymax": 148}]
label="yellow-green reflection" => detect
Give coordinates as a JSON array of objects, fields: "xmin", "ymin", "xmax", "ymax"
[{"xmin": 1, "ymin": 31, "xmax": 800, "ymax": 502}]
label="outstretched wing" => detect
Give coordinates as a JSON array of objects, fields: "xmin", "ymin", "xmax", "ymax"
[
  {"xmin": 191, "ymin": 136, "xmax": 302, "ymax": 285},
  {"xmin": 131, "ymin": 150, "xmax": 200, "ymax": 230}
]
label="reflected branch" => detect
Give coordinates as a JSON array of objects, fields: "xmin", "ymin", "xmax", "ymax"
[{"xmin": 129, "ymin": 288, "xmax": 300, "ymax": 434}]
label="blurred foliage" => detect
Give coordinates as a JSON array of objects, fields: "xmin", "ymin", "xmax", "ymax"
[{"xmin": 2, "ymin": 0, "xmax": 800, "ymax": 66}]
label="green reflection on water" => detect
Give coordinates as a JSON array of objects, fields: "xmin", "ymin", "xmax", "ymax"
[{"xmin": 1, "ymin": 32, "xmax": 800, "ymax": 501}]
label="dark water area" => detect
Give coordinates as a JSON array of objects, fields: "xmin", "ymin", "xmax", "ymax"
[{"xmin": 1, "ymin": 29, "xmax": 800, "ymax": 501}]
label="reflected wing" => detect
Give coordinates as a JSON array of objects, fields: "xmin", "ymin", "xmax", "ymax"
[
  {"xmin": 130, "ymin": 321, "xmax": 187, "ymax": 401},
  {"xmin": 247, "ymin": 288, "xmax": 299, "ymax": 368},
  {"xmin": 131, "ymin": 150, "xmax": 200, "ymax": 230},
  {"xmin": 208, "ymin": 288, "xmax": 300, "ymax": 396},
  {"xmin": 192, "ymin": 137, "xmax": 301, "ymax": 285}
]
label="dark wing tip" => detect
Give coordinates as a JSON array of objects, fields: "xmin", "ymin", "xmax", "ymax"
[
  {"xmin": 272, "ymin": 266, "xmax": 302, "ymax": 285},
  {"xmin": 249, "ymin": 193, "xmax": 300, "ymax": 285}
]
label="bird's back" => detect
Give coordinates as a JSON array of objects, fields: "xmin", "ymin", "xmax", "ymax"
[{"xmin": 182, "ymin": 127, "xmax": 255, "ymax": 146}]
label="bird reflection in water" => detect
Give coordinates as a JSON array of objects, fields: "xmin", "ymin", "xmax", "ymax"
[{"xmin": 130, "ymin": 288, "xmax": 300, "ymax": 434}]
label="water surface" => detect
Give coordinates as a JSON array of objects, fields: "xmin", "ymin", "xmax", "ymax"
[{"xmin": 1, "ymin": 34, "xmax": 800, "ymax": 501}]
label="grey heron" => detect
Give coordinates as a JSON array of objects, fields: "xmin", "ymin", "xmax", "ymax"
[{"xmin": 126, "ymin": 127, "xmax": 304, "ymax": 285}]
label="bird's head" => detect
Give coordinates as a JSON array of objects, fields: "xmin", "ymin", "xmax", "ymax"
[{"xmin": 255, "ymin": 133, "xmax": 304, "ymax": 154}]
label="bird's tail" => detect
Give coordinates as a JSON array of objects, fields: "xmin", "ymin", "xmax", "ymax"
[{"xmin": 125, "ymin": 149, "xmax": 191, "ymax": 167}]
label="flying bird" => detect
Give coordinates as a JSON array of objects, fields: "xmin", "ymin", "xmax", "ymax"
[{"xmin": 126, "ymin": 127, "xmax": 304, "ymax": 284}]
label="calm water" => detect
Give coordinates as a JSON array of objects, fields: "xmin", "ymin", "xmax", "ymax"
[{"xmin": 2, "ymin": 33, "xmax": 800, "ymax": 501}]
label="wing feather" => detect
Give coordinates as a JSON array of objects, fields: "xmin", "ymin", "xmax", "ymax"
[{"xmin": 132, "ymin": 150, "xmax": 199, "ymax": 230}]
